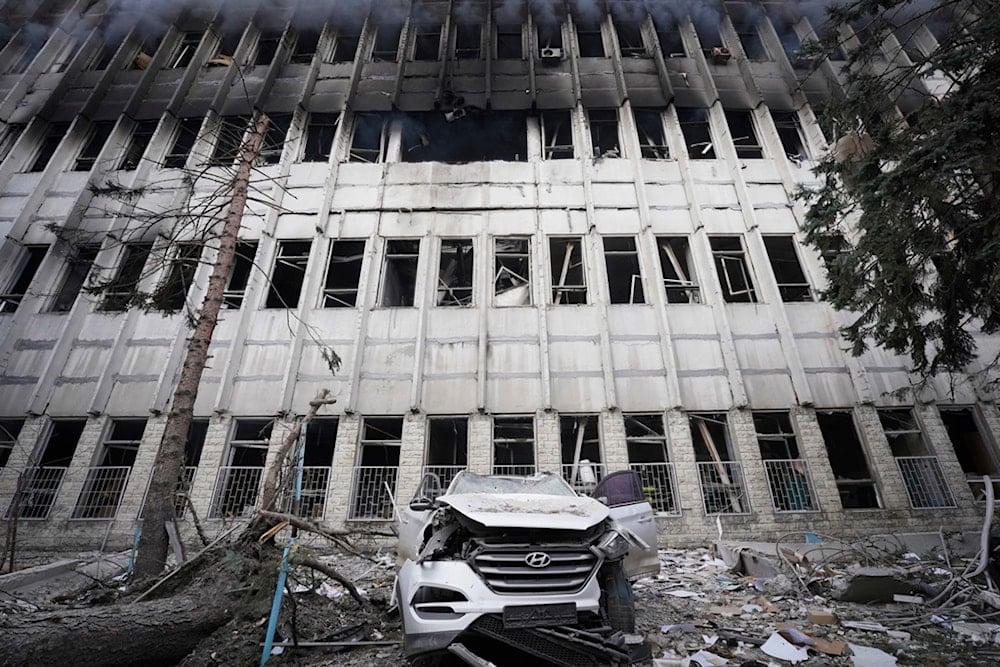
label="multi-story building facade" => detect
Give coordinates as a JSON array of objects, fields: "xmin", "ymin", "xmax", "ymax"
[{"xmin": 0, "ymin": 0, "xmax": 997, "ymax": 551}]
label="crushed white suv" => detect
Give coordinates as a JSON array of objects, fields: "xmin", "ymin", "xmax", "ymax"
[{"xmin": 395, "ymin": 470, "xmax": 659, "ymax": 665}]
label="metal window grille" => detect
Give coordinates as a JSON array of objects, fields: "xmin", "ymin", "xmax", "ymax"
[
  {"xmin": 560, "ymin": 462, "xmax": 606, "ymax": 494},
  {"xmin": 138, "ymin": 466, "xmax": 198, "ymax": 519},
  {"xmin": 421, "ymin": 465, "xmax": 466, "ymax": 498},
  {"xmin": 763, "ymin": 459, "xmax": 819, "ymax": 512},
  {"xmin": 492, "ymin": 464, "xmax": 536, "ymax": 476},
  {"xmin": 629, "ymin": 462, "xmax": 681, "ymax": 515},
  {"xmin": 347, "ymin": 466, "xmax": 398, "ymax": 520},
  {"xmin": 5, "ymin": 467, "xmax": 68, "ymax": 519},
  {"xmin": 209, "ymin": 466, "xmax": 264, "ymax": 518},
  {"xmin": 279, "ymin": 466, "xmax": 331, "ymax": 519},
  {"xmin": 697, "ymin": 461, "xmax": 750, "ymax": 514},
  {"xmin": 895, "ymin": 456, "xmax": 956, "ymax": 508},
  {"xmin": 71, "ymin": 466, "xmax": 132, "ymax": 519}
]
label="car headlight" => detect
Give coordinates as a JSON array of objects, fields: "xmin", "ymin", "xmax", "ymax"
[{"xmin": 597, "ymin": 530, "xmax": 630, "ymax": 561}]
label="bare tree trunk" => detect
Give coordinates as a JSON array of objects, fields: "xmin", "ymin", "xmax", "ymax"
[{"xmin": 134, "ymin": 115, "xmax": 270, "ymax": 579}]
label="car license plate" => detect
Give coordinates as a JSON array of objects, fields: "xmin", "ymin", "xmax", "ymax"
[{"xmin": 502, "ymin": 602, "xmax": 577, "ymax": 629}]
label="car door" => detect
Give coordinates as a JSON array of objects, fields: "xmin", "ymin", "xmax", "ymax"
[
  {"xmin": 592, "ymin": 470, "xmax": 659, "ymax": 577},
  {"xmin": 396, "ymin": 473, "xmax": 440, "ymax": 563}
]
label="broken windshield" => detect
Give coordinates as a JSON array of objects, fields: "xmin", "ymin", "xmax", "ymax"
[{"xmin": 448, "ymin": 471, "xmax": 576, "ymax": 497}]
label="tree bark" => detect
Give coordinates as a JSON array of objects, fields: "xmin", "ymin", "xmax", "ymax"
[{"xmin": 134, "ymin": 115, "xmax": 270, "ymax": 579}]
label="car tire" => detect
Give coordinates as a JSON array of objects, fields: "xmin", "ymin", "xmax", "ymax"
[{"xmin": 600, "ymin": 561, "xmax": 636, "ymax": 633}]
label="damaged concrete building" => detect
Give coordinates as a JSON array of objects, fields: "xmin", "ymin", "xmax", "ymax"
[{"xmin": 0, "ymin": 0, "xmax": 998, "ymax": 552}]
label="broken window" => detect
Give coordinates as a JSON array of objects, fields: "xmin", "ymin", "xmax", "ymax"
[
  {"xmin": 603, "ymin": 236, "xmax": 644, "ymax": 304},
  {"xmin": 89, "ymin": 41, "xmax": 120, "ymax": 71},
  {"xmin": 494, "ymin": 236, "xmax": 532, "ymax": 306},
  {"xmin": 763, "ymin": 236, "xmax": 812, "ymax": 302},
  {"xmin": 724, "ymin": 109, "xmax": 763, "ymax": 159},
  {"xmin": 436, "ymin": 239, "xmax": 474, "ymax": 307},
  {"xmin": 28, "ymin": 122, "xmax": 70, "ymax": 172},
  {"xmin": 290, "ymin": 28, "xmax": 320, "ymax": 64},
  {"xmin": 940, "ymin": 407, "xmax": 1000, "ymax": 503},
  {"xmin": 710, "ymin": 236, "xmax": 757, "ymax": 303},
  {"xmin": 130, "ymin": 35, "xmax": 163, "ymax": 70},
  {"xmin": 1, "ymin": 245, "xmax": 48, "ymax": 313},
  {"xmin": 690, "ymin": 413, "xmax": 749, "ymax": 514},
  {"xmin": 549, "ymin": 237, "xmax": 587, "ymax": 304},
  {"xmin": 734, "ymin": 22, "xmax": 768, "ymax": 60},
  {"xmin": 614, "ymin": 20, "xmax": 645, "ymax": 56},
  {"xmin": 401, "ymin": 111, "xmax": 527, "ymax": 163},
  {"xmin": 331, "ymin": 29, "xmax": 361, "ymax": 62},
  {"xmin": 349, "ymin": 113, "xmax": 389, "ymax": 163},
  {"xmin": 588, "ymin": 109, "xmax": 620, "ymax": 158},
  {"xmin": 209, "ymin": 30, "xmax": 242, "ymax": 67},
  {"xmin": 771, "ymin": 111, "xmax": 809, "ymax": 162},
  {"xmin": 283, "ymin": 417, "xmax": 338, "ymax": 518},
  {"xmin": 754, "ymin": 412, "xmax": 817, "ymax": 512},
  {"xmin": 49, "ymin": 245, "xmax": 99, "ymax": 313},
  {"xmin": 211, "ymin": 419, "xmax": 272, "ymax": 518},
  {"xmin": 154, "ymin": 243, "xmax": 202, "ymax": 312},
  {"xmin": 455, "ymin": 23, "xmax": 481, "ymax": 59},
  {"xmin": 493, "ymin": 416, "xmax": 535, "ymax": 475},
  {"xmin": 322, "ymin": 239, "xmax": 365, "ymax": 307},
  {"xmin": 8, "ymin": 419, "xmax": 85, "ymax": 519},
  {"xmin": 210, "ymin": 116, "xmax": 250, "ymax": 165},
  {"xmin": 349, "ymin": 417, "xmax": 402, "ymax": 520},
  {"xmin": 560, "ymin": 415, "xmax": 602, "ymax": 491},
  {"xmin": 0, "ymin": 419, "xmax": 23, "ymax": 468},
  {"xmin": 676, "ymin": 108, "xmax": 715, "ymax": 159},
  {"xmin": 0, "ymin": 123, "xmax": 26, "ymax": 166},
  {"xmin": 656, "ymin": 236, "xmax": 699, "ymax": 303},
  {"xmin": 380, "ymin": 239, "xmax": 420, "ymax": 307},
  {"xmin": 303, "ymin": 113, "xmax": 340, "ymax": 162},
  {"xmin": 259, "ymin": 113, "xmax": 292, "ymax": 165},
  {"xmin": 372, "ymin": 23, "xmax": 402, "ymax": 61},
  {"xmin": 654, "ymin": 17, "xmax": 685, "ymax": 57},
  {"xmin": 426, "ymin": 417, "xmax": 468, "ymax": 494},
  {"xmin": 265, "ymin": 240, "xmax": 311, "ymax": 308},
  {"xmin": 541, "ymin": 110, "xmax": 574, "ymax": 159},
  {"xmin": 223, "ymin": 242, "xmax": 258, "ymax": 309},
  {"xmin": 537, "ymin": 21, "xmax": 564, "ymax": 59},
  {"xmin": 625, "ymin": 414, "xmax": 679, "ymax": 514},
  {"xmin": 495, "ymin": 23, "xmax": 522, "ymax": 59},
  {"xmin": 575, "ymin": 20, "xmax": 605, "ymax": 57},
  {"xmin": 72, "ymin": 419, "xmax": 146, "ymax": 519},
  {"xmin": 879, "ymin": 408, "xmax": 955, "ymax": 508},
  {"xmin": 817, "ymin": 410, "xmax": 880, "ymax": 509},
  {"xmin": 118, "ymin": 119, "xmax": 158, "ymax": 170},
  {"xmin": 254, "ymin": 28, "xmax": 282, "ymax": 66},
  {"xmin": 164, "ymin": 118, "xmax": 203, "ymax": 168},
  {"xmin": 73, "ymin": 121, "xmax": 115, "ymax": 171},
  {"xmin": 692, "ymin": 16, "xmax": 723, "ymax": 49},
  {"xmin": 101, "ymin": 242, "xmax": 152, "ymax": 311},
  {"xmin": 633, "ymin": 108, "xmax": 669, "ymax": 159},
  {"xmin": 413, "ymin": 23, "xmax": 442, "ymax": 60},
  {"xmin": 168, "ymin": 32, "xmax": 202, "ymax": 68}
]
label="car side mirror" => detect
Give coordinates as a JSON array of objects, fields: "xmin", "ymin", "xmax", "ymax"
[
  {"xmin": 596, "ymin": 496, "xmax": 609, "ymax": 505},
  {"xmin": 409, "ymin": 497, "xmax": 435, "ymax": 512}
]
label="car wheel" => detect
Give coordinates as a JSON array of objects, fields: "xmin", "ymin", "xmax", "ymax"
[{"xmin": 600, "ymin": 561, "xmax": 636, "ymax": 633}]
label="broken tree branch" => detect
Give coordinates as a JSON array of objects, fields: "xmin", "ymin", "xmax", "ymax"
[{"xmin": 288, "ymin": 555, "xmax": 367, "ymax": 606}]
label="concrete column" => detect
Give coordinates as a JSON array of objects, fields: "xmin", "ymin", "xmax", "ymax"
[
  {"xmin": 535, "ymin": 410, "xmax": 560, "ymax": 474},
  {"xmin": 0, "ymin": 416, "xmax": 46, "ymax": 500},
  {"xmin": 854, "ymin": 405, "xmax": 911, "ymax": 510},
  {"xmin": 467, "ymin": 413, "xmax": 492, "ymax": 474},
  {"xmin": 326, "ymin": 414, "xmax": 361, "ymax": 529},
  {"xmin": 916, "ymin": 403, "xmax": 976, "ymax": 506},
  {"xmin": 790, "ymin": 407, "xmax": 842, "ymax": 511},
  {"xmin": 600, "ymin": 410, "xmax": 628, "ymax": 473},
  {"xmin": 186, "ymin": 415, "xmax": 230, "ymax": 528},
  {"xmin": 395, "ymin": 412, "xmax": 428, "ymax": 507},
  {"xmin": 113, "ymin": 415, "xmax": 167, "ymax": 524},
  {"xmin": 666, "ymin": 409, "xmax": 703, "ymax": 517},
  {"xmin": 728, "ymin": 407, "xmax": 772, "ymax": 516}
]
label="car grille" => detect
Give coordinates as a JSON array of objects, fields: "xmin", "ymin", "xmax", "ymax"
[{"xmin": 472, "ymin": 546, "xmax": 599, "ymax": 594}]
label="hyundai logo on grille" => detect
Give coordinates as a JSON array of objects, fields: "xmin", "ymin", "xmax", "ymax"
[{"xmin": 524, "ymin": 552, "xmax": 552, "ymax": 568}]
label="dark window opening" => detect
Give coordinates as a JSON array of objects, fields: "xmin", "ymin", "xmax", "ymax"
[
  {"xmin": 438, "ymin": 239, "xmax": 474, "ymax": 306},
  {"xmin": 817, "ymin": 410, "xmax": 880, "ymax": 508},
  {"xmin": 12, "ymin": 419, "xmax": 84, "ymax": 519},
  {"xmin": 255, "ymin": 29, "xmax": 282, "ymax": 66},
  {"xmin": 228, "ymin": 419, "xmax": 273, "ymax": 467},
  {"xmin": 291, "ymin": 29, "xmax": 320, "ymax": 64},
  {"xmin": 413, "ymin": 23, "xmax": 442, "ymax": 60},
  {"xmin": 99, "ymin": 419, "xmax": 146, "ymax": 467},
  {"xmin": 130, "ymin": 36, "xmax": 162, "ymax": 70},
  {"xmin": 74, "ymin": 122, "xmax": 115, "ymax": 171},
  {"xmin": 209, "ymin": 31, "xmax": 242, "ymax": 67},
  {"xmin": 164, "ymin": 118, "xmax": 203, "ymax": 168},
  {"xmin": 588, "ymin": 109, "xmax": 620, "ymax": 158},
  {"xmin": 322, "ymin": 240, "xmax": 365, "ymax": 307},
  {"xmin": 455, "ymin": 24, "xmax": 481, "ymax": 59},
  {"xmin": 349, "ymin": 113, "xmax": 388, "ymax": 163},
  {"xmin": 0, "ymin": 124, "xmax": 26, "ymax": 166},
  {"xmin": 90, "ymin": 41, "xmax": 120, "ymax": 70},
  {"xmin": 265, "ymin": 240, "xmax": 311, "ymax": 308},
  {"xmin": 154, "ymin": 243, "xmax": 202, "ymax": 311},
  {"xmin": 380, "ymin": 239, "xmax": 420, "ymax": 307},
  {"xmin": 494, "ymin": 237, "xmax": 531, "ymax": 306},
  {"xmin": 772, "ymin": 111, "xmax": 808, "ymax": 162},
  {"xmin": 754, "ymin": 412, "xmax": 800, "ymax": 459},
  {"xmin": 541, "ymin": 110, "xmax": 574, "ymax": 159},
  {"xmin": 331, "ymin": 30, "xmax": 360, "ymax": 62},
  {"xmin": 496, "ymin": 24, "xmax": 522, "ymax": 59},
  {"xmin": 692, "ymin": 17, "xmax": 722, "ymax": 49},
  {"xmin": 2, "ymin": 245, "xmax": 48, "ymax": 313},
  {"xmin": 763, "ymin": 236, "xmax": 812, "ymax": 301},
  {"xmin": 119, "ymin": 120, "xmax": 158, "ymax": 171},
  {"xmin": 941, "ymin": 408, "xmax": 999, "ymax": 502},
  {"xmin": 879, "ymin": 409, "xmax": 929, "ymax": 457},
  {"xmin": 223, "ymin": 242, "xmax": 258, "ymax": 309},
  {"xmin": 755, "ymin": 411, "xmax": 817, "ymax": 511},
  {"xmin": 210, "ymin": 116, "xmax": 250, "ymax": 165},
  {"xmin": 40, "ymin": 420, "xmax": 86, "ymax": 466},
  {"xmin": 736, "ymin": 25, "xmax": 768, "ymax": 60},
  {"xmin": 710, "ymin": 236, "xmax": 757, "ymax": 303},
  {"xmin": 0, "ymin": 419, "xmax": 24, "ymax": 468},
  {"xmin": 625, "ymin": 414, "xmax": 668, "ymax": 463},
  {"xmin": 690, "ymin": 413, "xmax": 733, "ymax": 462},
  {"xmin": 259, "ymin": 113, "xmax": 292, "ymax": 165},
  {"xmin": 724, "ymin": 109, "xmax": 763, "ymax": 159},
  {"xmin": 614, "ymin": 20, "xmax": 645, "ymax": 56},
  {"xmin": 654, "ymin": 18, "xmax": 685, "ymax": 57},
  {"xmin": 49, "ymin": 244, "xmax": 99, "ymax": 312},
  {"xmin": 657, "ymin": 236, "xmax": 699, "ymax": 303},
  {"xmin": 575, "ymin": 21, "xmax": 604, "ymax": 57},
  {"xmin": 358, "ymin": 418, "xmax": 402, "ymax": 467},
  {"xmin": 633, "ymin": 108, "xmax": 669, "ymax": 159},
  {"xmin": 303, "ymin": 113, "xmax": 340, "ymax": 162},
  {"xmin": 550, "ymin": 237, "xmax": 586, "ymax": 304},
  {"xmin": 185, "ymin": 419, "xmax": 208, "ymax": 467},
  {"xmin": 28, "ymin": 122, "xmax": 70, "ymax": 172},
  {"xmin": 603, "ymin": 236, "xmax": 644, "ymax": 304},
  {"xmin": 427, "ymin": 417, "xmax": 468, "ymax": 466},
  {"xmin": 401, "ymin": 111, "xmax": 527, "ymax": 163},
  {"xmin": 372, "ymin": 24, "xmax": 402, "ymax": 61},
  {"xmin": 690, "ymin": 412, "xmax": 747, "ymax": 514},
  {"xmin": 493, "ymin": 417, "xmax": 535, "ymax": 473},
  {"xmin": 211, "ymin": 418, "xmax": 272, "ymax": 518},
  {"xmin": 536, "ymin": 22, "xmax": 563, "ymax": 55},
  {"xmin": 560, "ymin": 415, "xmax": 602, "ymax": 464},
  {"xmin": 676, "ymin": 108, "xmax": 714, "ymax": 159},
  {"xmin": 168, "ymin": 33, "xmax": 202, "ymax": 69},
  {"xmin": 101, "ymin": 242, "xmax": 153, "ymax": 311},
  {"xmin": 304, "ymin": 417, "xmax": 338, "ymax": 467}
]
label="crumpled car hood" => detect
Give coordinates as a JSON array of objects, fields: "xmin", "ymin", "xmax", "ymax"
[{"xmin": 439, "ymin": 493, "xmax": 610, "ymax": 530}]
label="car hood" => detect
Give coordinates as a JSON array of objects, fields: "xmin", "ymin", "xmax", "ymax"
[{"xmin": 438, "ymin": 493, "xmax": 610, "ymax": 530}]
